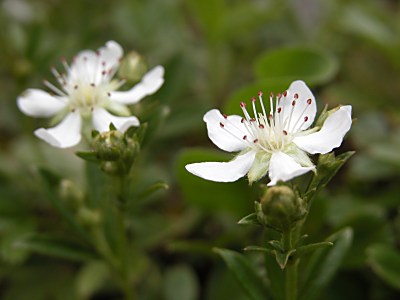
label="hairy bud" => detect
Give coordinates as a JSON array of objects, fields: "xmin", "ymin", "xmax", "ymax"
[
  {"xmin": 118, "ymin": 51, "xmax": 148, "ymax": 83},
  {"xmin": 259, "ymin": 186, "xmax": 306, "ymax": 231}
]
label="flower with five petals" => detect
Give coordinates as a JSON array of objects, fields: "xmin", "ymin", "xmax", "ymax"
[
  {"xmin": 185, "ymin": 81, "xmax": 352, "ymax": 186},
  {"xmin": 17, "ymin": 41, "xmax": 164, "ymax": 148}
]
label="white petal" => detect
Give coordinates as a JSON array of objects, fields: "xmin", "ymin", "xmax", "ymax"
[
  {"xmin": 17, "ymin": 89, "xmax": 67, "ymax": 117},
  {"xmin": 34, "ymin": 112, "xmax": 82, "ymax": 148},
  {"xmin": 204, "ymin": 109, "xmax": 247, "ymax": 152},
  {"xmin": 268, "ymin": 151, "xmax": 314, "ymax": 186},
  {"xmin": 109, "ymin": 65, "xmax": 165, "ymax": 104},
  {"xmin": 293, "ymin": 106, "xmax": 352, "ymax": 154},
  {"xmin": 278, "ymin": 80, "xmax": 317, "ymax": 133},
  {"xmin": 99, "ymin": 41, "xmax": 123, "ymax": 68},
  {"xmin": 185, "ymin": 150, "xmax": 256, "ymax": 182},
  {"xmin": 92, "ymin": 107, "xmax": 139, "ymax": 133},
  {"xmin": 69, "ymin": 41, "xmax": 123, "ymax": 85}
]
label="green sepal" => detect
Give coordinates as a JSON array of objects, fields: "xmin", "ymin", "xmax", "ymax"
[
  {"xmin": 109, "ymin": 122, "xmax": 117, "ymax": 131},
  {"xmin": 273, "ymin": 249, "xmax": 296, "ymax": 269},
  {"xmin": 247, "ymin": 151, "xmax": 271, "ymax": 184},
  {"xmin": 126, "ymin": 122, "xmax": 148, "ymax": 143},
  {"xmin": 237, "ymin": 212, "xmax": 262, "ymax": 226},
  {"xmin": 76, "ymin": 151, "xmax": 100, "ymax": 163},
  {"xmin": 243, "ymin": 246, "xmax": 274, "ymax": 256},
  {"xmin": 314, "ymin": 104, "xmax": 329, "ymax": 128},
  {"xmin": 296, "ymin": 242, "xmax": 333, "ymax": 257},
  {"xmin": 91, "ymin": 130, "xmax": 100, "ymax": 139}
]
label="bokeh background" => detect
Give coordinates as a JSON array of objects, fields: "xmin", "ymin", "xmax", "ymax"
[{"xmin": 1, "ymin": 0, "xmax": 400, "ymax": 299}]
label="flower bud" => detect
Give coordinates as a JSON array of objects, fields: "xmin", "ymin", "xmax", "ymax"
[
  {"xmin": 118, "ymin": 51, "xmax": 148, "ymax": 83},
  {"xmin": 92, "ymin": 129, "xmax": 139, "ymax": 176},
  {"xmin": 92, "ymin": 130, "xmax": 125, "ymax": 161},
  {"xmin": 260, "ymin": 186, "xmax": 306, "ymax": 232},
  {"xmin": 59, "ymin": 179, "xmax": 84, "ymax": 211},
  {"xmin": 77, "ymin": 207, "xmax": 101, "ymax": 227}
]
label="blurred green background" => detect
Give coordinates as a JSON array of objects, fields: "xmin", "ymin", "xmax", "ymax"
[{"xmin": 1, "ymin": 0, "xmax": 400, "ymax": 299}]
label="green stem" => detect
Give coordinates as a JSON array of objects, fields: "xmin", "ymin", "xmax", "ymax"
[
  {"xmin": 282, "ymin": 229, "xmax": 298, "ymax": 300},
  {"xmin": 285, "ymin": 258, "xmax": 299, "ymax": 300},
  {"xmin": 115, "ymin": 175, "xmax": 136, "ymax": 300}
]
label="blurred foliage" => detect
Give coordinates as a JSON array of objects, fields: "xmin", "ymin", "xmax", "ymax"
[{"xmin": 1, "ymin": 0, "xmax": 400, "ymax": 299}]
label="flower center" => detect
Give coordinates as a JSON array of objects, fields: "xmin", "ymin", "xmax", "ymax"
[
  {"xmin": 219, "ymin": 91, "xmax": 313, "ymax": 153},
  {"xmin": 43, "ymin": 52, "xmax": 124, "ymax": 115}
]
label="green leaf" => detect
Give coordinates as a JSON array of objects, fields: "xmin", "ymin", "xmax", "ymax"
[
  {"xmin": 75, "ymin": 261, "xmax": 111, "ymax": 299},
  {"xmin": 367, "ymin": 244, "xmax": 400, "ymax": 290},
  {"xmin": 296, "ymin": 242, "xmax": 333, "ymax": 257},
  {"xmin": 300, "ymin": 227, "xmax": 353, "ymax": 300},
  {"xmin": 214, "ymin": 248, "xmax": 272, "ymax": 300},
  {"xmin": 243, "ymin": 246, "xmax": 274, "ymax": 256},
  {"xmin": 237, "ymin": 213, "xmax": 261, "ymax": 226},
  {"xmin": 264, "ymin": 252, "xmax": 285, "ymax": 300},
  {"xmin": 273, "ymin": 249, "xmax": 296, "ymax": 270},
  {"xmin": 163, "ymin": 264, "xmax": 199, "ymax": 300},
  {"xmin": 15, "ymin": 235, "xmax": 95, "ymax": 261},
  {"xmin": 136, "ymin": 180, "xmax": 169, "ymax": 201},
  {"xmin": 254, "ymin": 46, "xmax": 338, "ymax": 86}
]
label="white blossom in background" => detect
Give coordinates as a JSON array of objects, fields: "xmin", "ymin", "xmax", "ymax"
[
  {"xmin": 185, "ymin": 81, "xmax": 352, "ymax": 186},
  {"xmin": 17, "ymin": 41, "xmax": 164, "ymax": 148}
]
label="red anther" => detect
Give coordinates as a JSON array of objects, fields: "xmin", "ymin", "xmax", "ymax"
[
  {"xmin": 250, "ymin": 118, "xmax": 256, "ymax": 122},
  {"xmin": 307, "ymin": 98, "xmax": 312, "ymax": 105},
  {"xmin": 270, "ymin": 92, "xmax": 274, "ymax": 98},
  {"xmin": 259, "ymin": 124, "xmax": 265, "ymax": 129},
  {"xmin": 258, "ymin": 91, "xmax": 263, "ymax": 97},
  {"xmin": 283, "ymin": 91, "xmax": 288, "ymax": 97},
  {"xmin": 277, "ymin": 93, "xmax": 282, "ymax": 99},
  {"xmin": 102, "ymin": 61, "xmax": 106, "ymax": 66},
  {"xmin": 292, "ymin": 100, "xmax": 296, "ymax": 106},
  {"xmin": 243, "ymin": 135, "xmax": 247, "ymax": 140},
  {"xmin": 253, "ymin": 139, "xmax": 259, "ymax": 143},
  {"xmin": 294, "ymin": 93, "xmax": 299, "ymax": 99},
  {"xmin": 241, "ymin": 118, "xmax": 245, "ymax": 123},
  {"xmin": 269, "ymin": 114, "xmax": 273, "ymax": 119},
  {"xmin": 251, "ymin": 97, "xmax": 256, "ymax": 102},
  {"xmin": 240, "ymin": 102, "xmax": 246, "ymax": 108},
  {"xmin": 96, "ymin": 50, "xmax": 100, "ymax": 56},
  {"xmin": 304, "ymin": 116, "xmax": 308, "ymax": 122},
  {"xmin": 102, "ymin": 70, "xmax": 106, "ymax": 75},
  {"xmin": 108, "ymin": 68, "xmax": 113, "ymax": 74},
  {"xmin": 277, "ymin": 107, "xmax": 282, "ymax": 113},
  {"xmin": 283, "ymin": 130, "xmax": 288, "ymax": 135},
  {"xmin": 219, "ymin": 122, "xmax": 225, "ymax": 128},
  {"xmin": 223, "ymin": 114, "xmax": 228, "ymax": 119}
]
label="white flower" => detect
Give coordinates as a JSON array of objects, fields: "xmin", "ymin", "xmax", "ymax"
[
  {"xmin": 185, "ymin": 81, "xmax": 352, "ymax": 186},
  {"xmin": 17, "ymin": 41, "xmax": 164, "ymax": 148}
]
